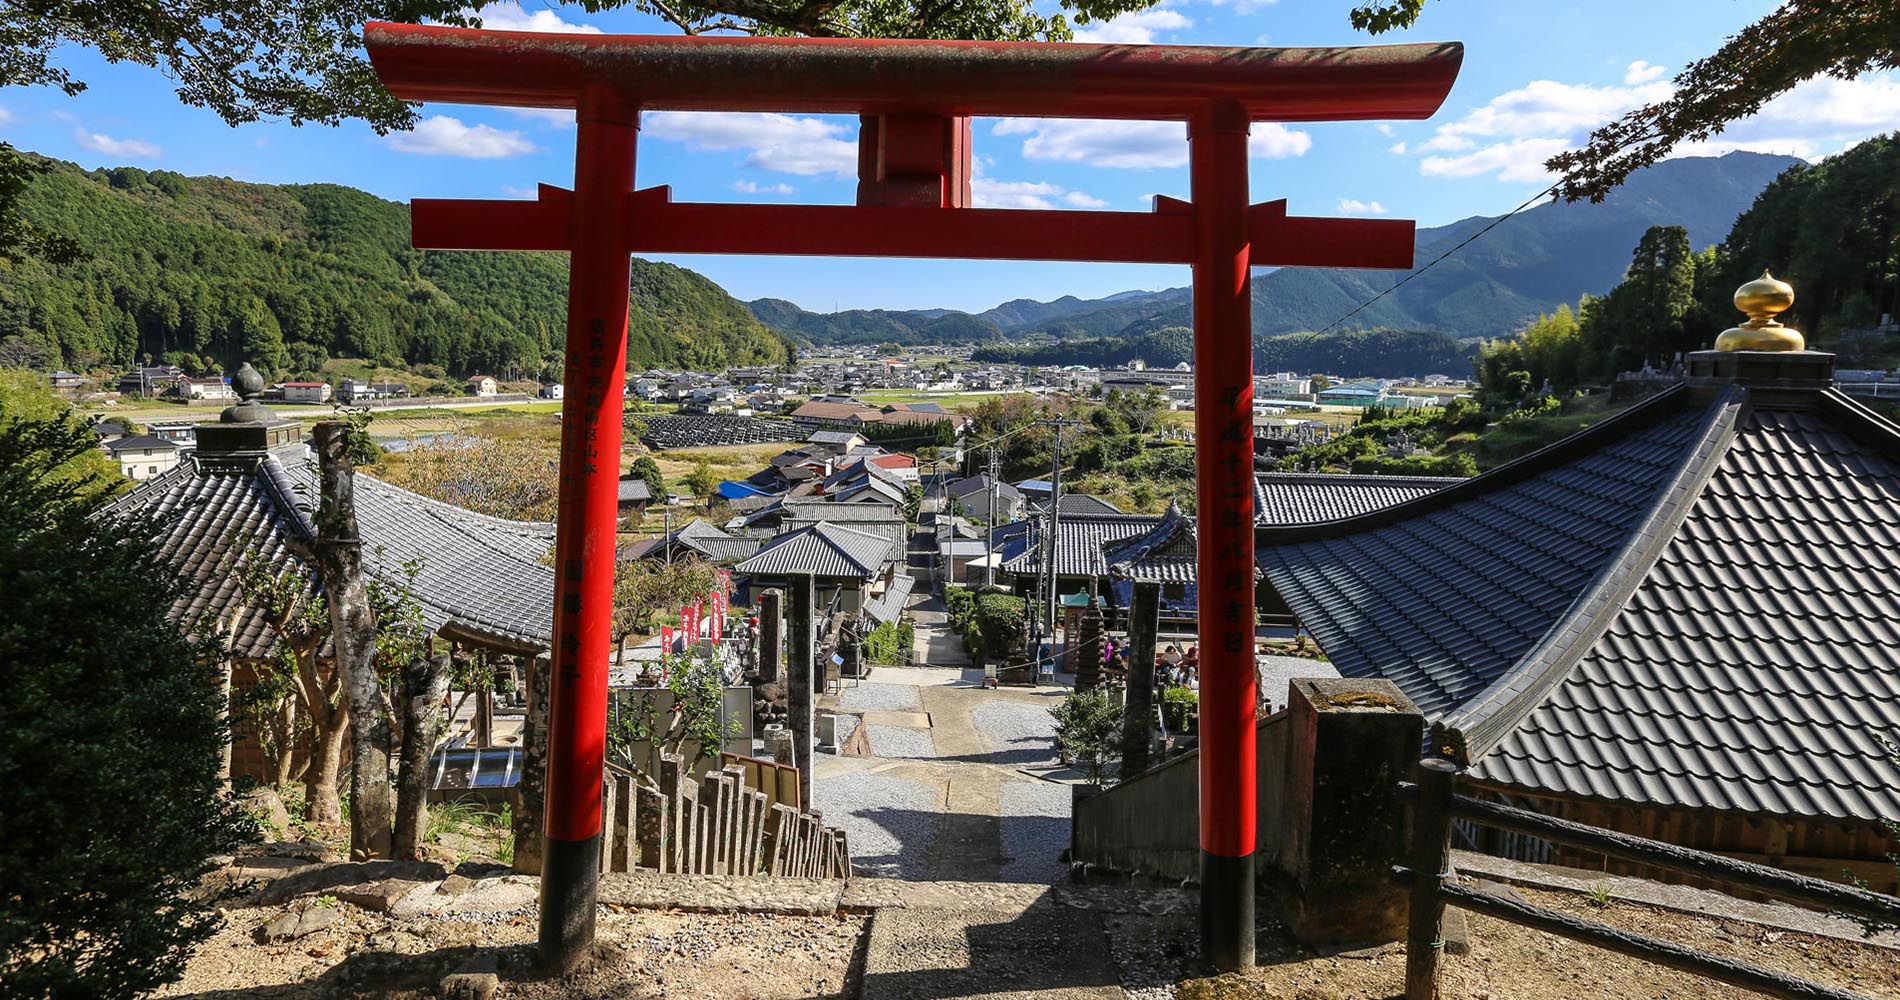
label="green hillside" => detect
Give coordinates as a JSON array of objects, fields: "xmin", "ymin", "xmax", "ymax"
[
  {"xmin": 1113, "ymin": 151, "xmax": 1801, "ymax": 340},
  {"xmin": 0, "ymin": 157, "xmax": 794, "ymax": 377}
]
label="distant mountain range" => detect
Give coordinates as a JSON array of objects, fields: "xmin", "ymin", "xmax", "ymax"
[{"xmin": 746, "ymin": 151, "xmax": 1801, "ymax": 350}]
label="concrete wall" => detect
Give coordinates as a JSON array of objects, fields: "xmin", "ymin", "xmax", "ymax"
[{"xmin": 1070, "ymin": 710, "xmax": 1290, "ymax": 883}]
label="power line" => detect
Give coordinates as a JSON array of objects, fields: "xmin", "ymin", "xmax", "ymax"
[{"xmin": 1315, "ymin": 182, "xmax": 1559, "ymax": 336}]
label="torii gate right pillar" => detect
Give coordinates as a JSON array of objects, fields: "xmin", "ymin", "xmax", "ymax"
[{"xmin": 1191, "ymin": 101, "xmax": 1258, "ymax": 971}]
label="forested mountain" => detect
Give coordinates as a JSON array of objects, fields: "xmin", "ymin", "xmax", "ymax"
[
  {"xmin": 755, "ymin": 151, "xmax": 1799, "ymax": 354},
  {"xmin": 971, "ymin": 327, "xmax": 1471, "ymax": 378},
  {"xmin": 0, "ymin": 156, "xmax": 794, "ymax": 377}
]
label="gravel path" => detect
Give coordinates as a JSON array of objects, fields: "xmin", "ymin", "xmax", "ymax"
[
  {"xmin": 813, "ymin": 773, "xmax": 939, "ymax": 880},
  {"xmin": 838, "ymin": 682, "xmax": 922, "ymax": 712},
  {"xmin": 833, "ymin": 713, "xmax": 860, "ymax": 746},
  {"xmin": 969, "ymin": 701, "xmax": 1060, "ymax": 766},
  {"xmin": 997, "ymin": 781, "xmax": 1073, "ymax": 884},
  {"xmin": 866, "ymin": 725, "xmax": 936, "ymax": 759}
]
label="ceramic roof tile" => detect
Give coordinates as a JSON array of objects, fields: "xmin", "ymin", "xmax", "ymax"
[
  {"xmin": 1465, "ymin": 394, "xmax": 1900, "ymax": 824},
  {"xmin": 107, "ymin": 450, "xmax": 555, "ymax": 656},
  {"xmin": 1258, "ymin": 395, "xmax": 1709, "ymax": 715}
]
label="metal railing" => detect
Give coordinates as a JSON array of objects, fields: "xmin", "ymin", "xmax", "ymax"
[{"xmin": 1396, "ymin": 758, "xmax": 1900, "ymax": 1000}]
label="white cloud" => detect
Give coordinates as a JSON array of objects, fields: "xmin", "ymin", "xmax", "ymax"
[
  {"xmin": 1421, "ymin": 78, "xmax": 1671, "ymax": 155},
  {"xmin": 1411, "ymin": 68, "xmax": 1900, "ymax": 183},
  {"xmin": 733, "ymin": 179, "xmax": 795, "ymax": 195},
  {"xmin": 73, "ymin": 129, "xmax": 161, "ymax": 159},
  {"xmin": 1336, "ymin": 198, "xmax": 1388, "ymax": 215},
  {"xmin": 0, "ymin": 107, "xmax": 12, "ymax": 125},
  {"xmin": 1624, "ymin": 61, "xmax": 1667, "ymax": 85},
  {"xmin": 645, "ymin": 111, "xmax": 857, "ymax": 177},
  {"xmin": 388, "ymin": 115, "xmax": 536, "ymax": 158},
  {"xmin": 993, "ymin": 118, "xmax": 1309, "ymax": 169},
  {"xmin": 1388, "ymin": 141, "xmax": 1408, "ymax": 154},
  {"xmin": 501, "ymin": 184, "xmax": 537, "ymax": 198},
  {"xmin": 1421, "ymin": 136, "xmax": 1571, "ymax": 183},
  {"xmin": 1375, "ymin": 124, "xmax": 1395, "ymax": 137},
  {"xmin": 1063, "ymin": 190, "xmax": 1109, "ymax": 209},
  {"xmin": 1074, "ymin": 7, "xmax": 1191, "ymax": 44},
  {"xmin": 468, "ymin": 2, "xmax": 600, "ymax": 33}
]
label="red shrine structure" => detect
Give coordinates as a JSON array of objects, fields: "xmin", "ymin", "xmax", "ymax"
[{"xmin": 365, "ymin": 21, "xmax": 1461, "ymax": 972}]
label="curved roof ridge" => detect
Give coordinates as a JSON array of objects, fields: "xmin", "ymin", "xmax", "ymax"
[
  {"xmin": 1257, "ymin": 384, "xmax": 1692, "ymax": 545},
  {"xmin": 1439, "ymin": 384, "xmax": 1750, "ymax": 763},
  {"xmin": 1254, "ymin": 470, "xmax": 1467, "ymax": 487}
]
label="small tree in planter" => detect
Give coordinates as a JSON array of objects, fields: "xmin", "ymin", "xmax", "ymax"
[
  {"xmin": 1050, "ymin": 688, "xmax": 1124, "ymax": 787},
  {"xmin": 1162, "ymin": 686, "xmax": 1200, "ymax": 733}
]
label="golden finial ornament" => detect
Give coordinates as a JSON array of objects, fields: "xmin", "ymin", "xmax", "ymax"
[{"xmin": 1714, "ymin": 270, "xmax": 1804, "ymax": 352}]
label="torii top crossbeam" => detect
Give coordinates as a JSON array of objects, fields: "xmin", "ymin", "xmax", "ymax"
[
  {"xmin": 363, "ymin": 20, "xmax": 1461, "ymax": 976},
  {"xmin": 366, "ymin": 23, "xmax": 1461, "ymax": 121}
]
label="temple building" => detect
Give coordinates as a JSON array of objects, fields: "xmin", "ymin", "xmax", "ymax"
[
  {"xmin": 1257, "ymin": 277, "xmax": 1900, "ymax": 889},
  {"xmin": 105, "ymin": 366, "xmax": 555, "ymax": 782}
]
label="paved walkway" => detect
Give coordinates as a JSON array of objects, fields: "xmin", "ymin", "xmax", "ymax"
[{"xmin": 815, "ymin": 667, "xmax": 1071, "ymax": 883}]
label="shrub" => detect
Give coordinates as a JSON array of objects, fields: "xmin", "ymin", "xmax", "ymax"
[
  {"xmin": 968, "ymin": 592, "xmax": 1027, "ymax": 663},
  {"xmin": 0, "ymin": 412, "xmax": 247, "ymax": 998},
  {"xmin": 1162, "ymin": 686, "xmax": 1200, "ymax": 733},
  {"xmin": 1051, "ymin": 689, "xmax": 1124, "ymax": 786}
]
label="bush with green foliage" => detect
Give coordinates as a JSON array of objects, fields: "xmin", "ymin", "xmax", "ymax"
[
  {"xmin": 861, "ymin": 619, "xmax": 914, "ymax": 666},
  {"xmin": 961, "ymin": 591, "xmax": 1027, "ymax": 663},
  {"xmin": 1161, "ymin": 686, "xmax": 1199, "ymax": 733},
  {"xmin": 0, "ymin": 405, "xmax": 247, "ymax": 997},
  {"xmin": 1051, "ymin": 688, "xmax": 1124, "ymax": 786}
]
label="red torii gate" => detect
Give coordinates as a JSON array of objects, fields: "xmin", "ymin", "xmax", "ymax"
[{"xmin": 365, "ymin": 22, "xmax": 1460, "ymax": 973}]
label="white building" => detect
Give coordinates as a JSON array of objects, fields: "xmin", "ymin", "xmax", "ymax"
[
  {"xmin": 172, "ymin": 376, "xmax": 237, "ymax": 402},
  {"xmin": 539, "ymin": 383, "xmax": 565, "ymax": 400},
  {"xmin": 281, "ymin": 381, "xmax": 333, "ymax": 404},
  {"xmin": 104, "ymin": 435, "xmax": 181, "ymax": 481},
  {"xmin": 466, "ymin": 375, "xmax": 499, "ymax": 397},
  {"xmin": 1256, "ymin": 373, "xmax": 1314, "ymax": 398}
]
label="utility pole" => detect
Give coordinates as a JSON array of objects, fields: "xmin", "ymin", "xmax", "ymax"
[
  {"xmin": 1040, "ymin": 418, "xmax": 1081, "ymax": 665},
  {"xmin": 985, "ymin": 447, "xmax": 999, "ymax": 589},
  {"xmin": 663, "ymin": 507, "xmax": 673, "ymax": 565}
]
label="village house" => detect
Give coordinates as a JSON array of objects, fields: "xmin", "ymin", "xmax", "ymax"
[
  {"xmin": 466, "ymin": 374, "xmax": 499, "ymax": 396},
  {"xmin": 170, "ymin": 376, "xmax": 238, "ymax": 403},
  {"xmin": 103, "ymin": 433, "xmax": 182, "ymax": 480},
  {"xmin": 280, "ymin": 381, "xmax": 333, "ymax": 404},
  {"xmin": 48, "ymin": 370, "xmax": 86, "ymax": 392},
  {"xmin": 117, "ymin": 364, "xmax": 184, "ymax": 397}
]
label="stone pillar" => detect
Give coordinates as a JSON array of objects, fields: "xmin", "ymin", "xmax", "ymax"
[
  {"xmin": 1275, "ymin": 677, "xmax": 1423, "ymax": 945},
  {"xmin": 758, "ymin": 589, "xmax": 783, "ymax": 684},
  {"xmin": 787, "ymin": 575, "xmax": 816, "ymax": 807},
  {"xmin": 1074, "ymin": 601, "xmax": 1105, "ymax": 690},
  {"xmin": 511, "ymin": 654, "xmax": 551, "ymax": 874},
  {"xmin": 1121, "ymin": 581, "xmax": 1160, "ymax": 777}
]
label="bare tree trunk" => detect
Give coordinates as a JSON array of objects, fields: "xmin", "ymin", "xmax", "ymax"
[
  {"xmin": 305, "ymin": 714, "xmax": 348, "ymax": 827},
  {"xmin": 313, "ymin": 421, "xmax": 394, "ymax": 860},
  {"xmin": 271, "ymin": 700, "xmax": 298, "ymax": 789},
  {"xmin": 394, "ymin": 652, "xmax": 452, "ymax": 859}
]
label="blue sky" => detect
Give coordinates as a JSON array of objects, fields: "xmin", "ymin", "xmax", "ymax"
[{"xmin": 3, "ymin": 0, "xmax": 1896, "ymax": 312}]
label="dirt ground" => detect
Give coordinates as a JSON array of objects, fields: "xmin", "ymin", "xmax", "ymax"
[
  {"xmin": 1159, "ymin": 882, "xmax": 1900, "ymax": 1000},
  {"xmin": 160, "ymin": 900, "xmax": 866, "ymax": 1000}
]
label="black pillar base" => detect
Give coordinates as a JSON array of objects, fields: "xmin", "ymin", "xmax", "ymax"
[
  {"xmin": 539, "ymin": 834, "xmax": 601, "ymax": 974},
  {"xmin": 1200, "ymin": 850, "xmax": 1256, "ymax": 971}
]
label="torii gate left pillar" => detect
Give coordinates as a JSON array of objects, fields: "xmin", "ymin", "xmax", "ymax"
[{"xmin": 365, "ymin": 21, "xmax": 1461, "ymax": 975}]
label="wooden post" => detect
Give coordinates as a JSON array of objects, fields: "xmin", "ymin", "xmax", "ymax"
[
  {"xmin": 1406, "ymin": 758, "xmax": 1458, "ymax": 1000},
  {"xmin": 787, "ymin": 575, "xmax": 816, "ymax": 806}
]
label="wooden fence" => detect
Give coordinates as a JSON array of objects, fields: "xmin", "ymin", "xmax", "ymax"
[
  {"xmin": 600, "ymin": 752, "xmax": 849, "ymax": 878},
  {"xmin": 1397, "ymin": 758, "xmax": 1900, "ymax": 1000}
]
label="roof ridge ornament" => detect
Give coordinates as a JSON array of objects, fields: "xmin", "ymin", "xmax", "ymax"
[{"xmin": 1714, "ymin": 271, "xmax": 1804, "ymax": 353}]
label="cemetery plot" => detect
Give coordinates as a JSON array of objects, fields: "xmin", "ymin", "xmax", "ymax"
[{"xmin": 642, "ymin": 415, "xmax": 805, "ymax": 450}]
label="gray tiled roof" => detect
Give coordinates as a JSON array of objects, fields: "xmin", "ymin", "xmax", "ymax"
[
  {"xmin": 1260, "ymin": 382, "xmax": 1900, "ymax": 826},
  {"xmin": 1002, "ymin": 512, "xmax": 1161, "ymax": 578},
  {"xmin": 862, "ymin": 574, "xmax": 916, "ymax": 624},
  {"xmin": 108, "ymin": 450, "xmax": 556, "ymax": 657},
  {"xmin": 1452, "ymin": 394, "xmax": 1900, "ymax": 824},
  {"xmin": 782, "ymin": 502, "xmax": 907, "ymax": 560},
  {"xmin": 1104, "ymin": 502, "xmax": 1197, "ymax": 584},
  {"xmin": 1253, "ymin": 471, "xmax": 1462, "ymax": 525},
  {"xmin": 673, "ymin": 519, "xmax": 764, "ymax": 565},
  {"xmin": 1258, "ymin": 388, "xmax": 1714, "ymax": 716},
  {"xmin": 736, "ymin": 522, "xmax": 893, "ymax": 579}
]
